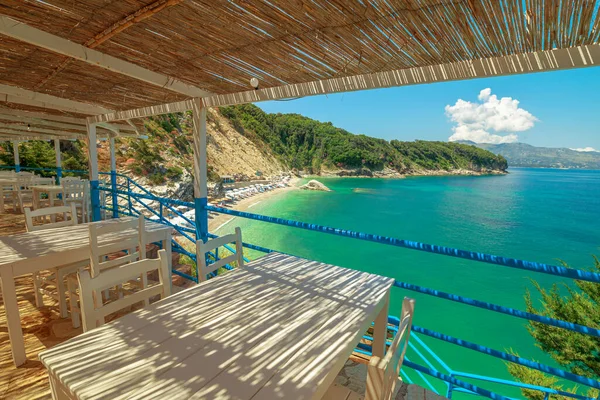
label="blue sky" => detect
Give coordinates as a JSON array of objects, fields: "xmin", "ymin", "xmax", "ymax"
[{"xmin": 256, "ymin": 66, "xmax": 600, "ymax": 150}]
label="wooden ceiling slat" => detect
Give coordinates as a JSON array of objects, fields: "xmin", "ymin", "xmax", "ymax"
[{"xmin": 0, "ymin": 0, "xmax": 597, "ymax": 116}]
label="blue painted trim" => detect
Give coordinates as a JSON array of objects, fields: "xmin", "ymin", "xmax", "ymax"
[
  {"xmin": 195, "ymin": 197, "xmax": 208, "ymax": 242},
  {"xmin": 394, "ymin": 281, "xmax": 600, "ymax": 338},
  {"xmin": 110, "ymin": 171, "xmax": 118, "ymax": 218},
  {"xmin": 90, "ymin": 179, "xmax": 101, "ymax": 221},
  {"xmin": 402, "ymin": 360, "xmax": 509, "ymax": 400},
  {"xmin": 205, "ymin": 206, "xmax": 600, "ymax": 284},
  {"xmin": 15, "ymin": 164, "xmax": 20, "ymax": 172},
  {"xmin": 56, "ymin": 166, "xmax": 62, "ymax": 184},
  {"xmin": 411, "ymin": 325, "xmax": 600, "ymax": 389}
]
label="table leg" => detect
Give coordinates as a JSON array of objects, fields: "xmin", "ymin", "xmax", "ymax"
[
  {"xmin": 162, "ymin": 231, "xmax": 173, "ymax": 291},
  {"xmin": 372, "ymin": 290, "xmax": 390, "ymax": 359},
  {"xmin": 0, "ymin": 266, "xmax": 26, "ymax": 366}
]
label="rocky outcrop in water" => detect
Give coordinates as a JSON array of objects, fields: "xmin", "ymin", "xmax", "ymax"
[{"xmin": 300, "ymin": 180, "xmax": 331, "ymax": 192}]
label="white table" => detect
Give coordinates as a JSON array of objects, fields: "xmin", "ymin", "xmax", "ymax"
[
  {"xmin": 0, "ymin": 218, "xmax": 173, "ymax": 366},
  {"xmin": 0, "ymin": 178, "xmax": 17, "ymax": 213},
  {"xmin": 39, "ymin": 252, "xmax": 393, "ymax": 400},
  {"xmin": 31, "ymin": 185, "xmax": 63, "ymax": 209}
]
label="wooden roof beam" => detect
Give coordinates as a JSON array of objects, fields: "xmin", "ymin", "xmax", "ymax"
[
  {"xmin": 0, "ymin": 15, "xmax": 212, "ymax": 98},
  {"xmin": 0, "ymin": 108, "xmax": 137, "ymax": 131},
  {"xmin": 89, "ymin": 99, "xmax": 194, "ymax": 123},
  {"xmin": 202, "ymin": 44, "xmax": 600, "ymax": 107},
  {"xmin": 0, "ymin": 129, "xmax": 79, "ymax": 140},
  {"xmin": 0, "ymin": 84, "xmax": 113, "ymax": 114},
  {"xmin": 0, "ymin": 123, "xmax": 85, "ymax": 136}
]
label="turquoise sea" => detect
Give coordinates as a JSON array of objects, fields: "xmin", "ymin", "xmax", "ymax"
[{"xmin": 215, "ymin": 168, "xmax": 600, "ymax": 398}]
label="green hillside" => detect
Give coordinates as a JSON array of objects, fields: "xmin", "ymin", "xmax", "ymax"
[{"xmin": 220, "ymin": 104, "xmax": 507, "ymax": 174}]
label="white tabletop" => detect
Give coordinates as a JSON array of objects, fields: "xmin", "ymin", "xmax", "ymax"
[
  {"xmin": 0, "ymin": 218, "xmax": 171, "ymax": 276},
  {"xmin": 39, "ymin": 252, "xmax": 394, "ymax": 400}
]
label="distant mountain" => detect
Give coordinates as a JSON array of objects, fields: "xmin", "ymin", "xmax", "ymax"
[{"xmin": 457, "ymin": 141, "xmax": 600, "ymax": 169}]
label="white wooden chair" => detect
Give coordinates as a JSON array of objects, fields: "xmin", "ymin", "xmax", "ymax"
[
  {"xmin": 13, "ymin": 175, "xmax": 35, "ymax": 212},
  {"xmin": 62, "ymin": 179, "xmax": 88, "ymax": 222},
  {"xmin": 68, "ymin": 217, "xmax": 148, "ymax": 328},
  {"xmin": 77, "ymin": 249, "xmax": 171, "ymax": 332},
  {"xmin": 323, "ymin": 297, "xmax": 416, "ymax": 400},
  {"xmin": 24, "ymin": 204, "xmax": 85, "ymax": 318},
  {"xmin": 1, "ymin": 181, "xmax": 16, "ymax": 212},
  {"xmin": 196, "ymin": 227, "xmax": 244, "ymax": 282}
]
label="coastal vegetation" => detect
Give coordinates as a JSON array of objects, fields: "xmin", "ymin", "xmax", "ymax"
[
  {"xmin": 220, "ymin": 104, "xmax": 507, "ymax": 175},
  {"xmin": 508, "ymin": 256, "xmax": 600, "ymax": 399},
  {"xmin": 0, "ymin": 140, "xmax": 88, "ymax": 176},
  {"xmin": 0, "ymin": 105, "xmax": 507, "ymax": 183}
]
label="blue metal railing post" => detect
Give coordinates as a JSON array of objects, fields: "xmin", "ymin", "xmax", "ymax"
[
  {"xmin": 90, "ymin": 179, "xmax": 101, "ymax": 221},
  {"xmin": 56, "ymin": 167, "xmax": 62, "ymax": 184},
  {"xmin": 126, "ymin": 178, "xmax": 133, "ymax": 215},
  {"xmin": 195, "ymin": 197, "xmax": 208, "ymax": 242},
  {"xmin": 110, "ymin": 170, "xmax": 118, "ymax": 218},
  {"xmin": 446, "ymin": 381, "xmax": 454, "ymax": 398}
]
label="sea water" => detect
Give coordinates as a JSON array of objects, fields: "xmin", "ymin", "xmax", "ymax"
[{"xmin": 215, "ymin": 168, "xmax": 600, "ymax": 398}]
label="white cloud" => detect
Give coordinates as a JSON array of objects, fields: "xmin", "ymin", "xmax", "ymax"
[
  {"xmin": 445, "ymin": 88, "xmax": 538, "ymax": 144},
  {"xmin": 570, "ymin": 147, "xmax": 599, "ymax": 152}
]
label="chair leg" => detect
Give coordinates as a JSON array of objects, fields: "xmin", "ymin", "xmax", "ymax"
[
  {"xmin": 56, "ymin": 269, "xmax": 68, "ymax": 319},
  {"xmin": 141, "ymin": 273, "xmax": 149, "ymax": 306},
  {"xmin": 67, "ymin": 277, "xmax": 80, "ymax": 329},
  {"xmin": 32, "ymin": 272, "xmax": 44, "ymax": 307}
]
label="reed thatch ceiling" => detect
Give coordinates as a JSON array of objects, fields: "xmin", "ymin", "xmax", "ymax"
[{"xmin": 0, "ymin": 0, "xmax": 599, "ymax": 118}]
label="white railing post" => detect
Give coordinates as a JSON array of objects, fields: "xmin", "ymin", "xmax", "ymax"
[
  {"xmin": 12, "ymin": 140, "xmax": 19, "ymax": 172},
  {"xmin": 86, "ymin": 122, "xmax": 101, "ymax": 221},
  {"xmin": 191, "ymin": 98, "xmax": 208, "ymax": 243},
  {"xmin": 54, "ymin": 138, "xmax": 61, "ymax": 183}
]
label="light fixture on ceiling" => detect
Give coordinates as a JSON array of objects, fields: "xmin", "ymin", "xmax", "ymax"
[{"xmin": 250, "ymin": 77, "xmax": 259, "ymax": 90}]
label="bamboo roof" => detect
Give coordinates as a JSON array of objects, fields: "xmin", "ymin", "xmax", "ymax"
[{"xmin": 0, "ymin": 0, "xmax": 599, "ymax": 129}]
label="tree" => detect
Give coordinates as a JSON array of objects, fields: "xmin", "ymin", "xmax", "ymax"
[{"xmin": 508, "ymin": 256, "xmax": 600, "ymax": 399}]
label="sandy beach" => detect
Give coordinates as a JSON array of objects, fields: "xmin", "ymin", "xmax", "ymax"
[{"xmin": 208, "ymin": 177, "xmax": 300, "ymax": 232}]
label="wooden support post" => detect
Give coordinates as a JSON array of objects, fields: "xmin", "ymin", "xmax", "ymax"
[
  {"xmin": 54, "ymin": 139, "xmax": 62, "ymax": 184},
  {"xmin": 109, "ymin": 137, "xmax": 118, "ymax": 218},
  {"xmin": 12, "ymin": 141, "xmax": 19, "ymax": 172},
  {"xmin": 191, "ymin": 98, "xmax": 208, "ymax": 243},
  {"xmin": 87, "ymin": 122, "xmax": 101, "ymax": 221},
  {"xmin": 372, "ymin": 291, "xmax": 390, "ymax": 359}
]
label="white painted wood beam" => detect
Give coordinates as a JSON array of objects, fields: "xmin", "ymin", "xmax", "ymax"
[
  {"xmin": 0, "ymin": 15, "xmax": 212, "ymax": 98},
  {"xmin": 0, "ymin": 114, "xmax": 92, "ymax": 131},
  {"xmin": 54, "ymin": 139, "xmax": 61, "ymax": 172},
  {"xmin": 202, "ymin": 43, "xmax": 600, "ymax": 107},
  {"xmin": 89, "ymin": 99, "xmax": 194, "ymax": 123},
  {"xmin": 0, "ymin": 122, "xmax": 85, "ymax": 136},
  {"xmin": 0, "ymin": 128, "xmax": 76, "ymax": 141},
  {"xmin": 0, "ymin": 109, "xmax": 137, "ymax": 131},
  {"xmin": 0, "ymin": 84, "xmax": 113, "ymax": 114},
  {"xmin": 12, "ymin": 141, "xmax": 19, "ymax": 168}
]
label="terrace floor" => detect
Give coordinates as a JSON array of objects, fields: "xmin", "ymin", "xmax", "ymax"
[{"xmin": 0, "ymin": 211, "xmax": 425, "ymax": 400}]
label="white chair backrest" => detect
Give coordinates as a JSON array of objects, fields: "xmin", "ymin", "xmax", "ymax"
[
  {"xmin": 365, "ymin": 297, "xmax": 415, "ymax": 400},
  {"xmin": 196, "ymin": 227, "xmax": 244, "ymax": 281},
  {"xmin": 24, "ymin": 203, "xmax": 78, "ymax": 232},
  {"xmin": 63, "ymin": 179, "xmax": 86, "ymax": 200},
  {"xmin": 89, "ymin": 217, "xmax": 146, "ymax": 277},
  {"xmin": 61, "ymin": 176, "xmax": 81, "ymax": 181},
  {"xmin": 33, "ymin": 177, "xmax": 55, "ymax": 185},
  {"xmin": 77, "ymin": 249, "xmax": 171, "ymax": 332}
]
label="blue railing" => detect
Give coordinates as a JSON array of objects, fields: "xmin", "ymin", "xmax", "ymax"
[{"xmin": 3, "ymin": 165, "xmax": 598, "ymax": 399}]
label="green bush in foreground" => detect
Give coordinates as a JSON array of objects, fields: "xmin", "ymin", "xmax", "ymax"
[{"xmin": 508, "ymin": 256, "xmax": 600, "ymax": 399}]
